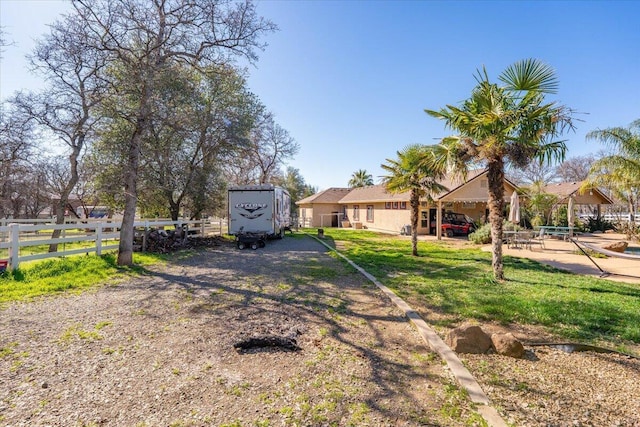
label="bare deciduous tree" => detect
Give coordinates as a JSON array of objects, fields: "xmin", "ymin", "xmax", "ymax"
[
  {"xmin": 12, "ymin": 14, "xmax": 106, "ymax": 251},
  {"xmin": 507, "ymin": 160, "xmax": 559, "ymax": 187},
  {"xmin": 0, "ymin": 105, "xmax": 36, "ymax": 218},
  {"xmin": 237, "ymin": 112, "xmax": 299, "ymax": 184},
  {"xmin": 555, "ymin": 155, "xmax": 596, "ymax": 182}
]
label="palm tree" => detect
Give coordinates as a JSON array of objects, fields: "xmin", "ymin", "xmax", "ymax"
[
  {"xmin": 348, "ymin": 169, "xmax": 374, "ymax": 188},
  {"xmin": 582, "ymin": 119, "xmax": 640, "ymax": 222},
  {"xmin": 381, "ymin": 145, "xmax": 447, "ymax": 256},
  {"xmin": 426, "ymin": 59, "xmax": 574, "ymax": 280}
]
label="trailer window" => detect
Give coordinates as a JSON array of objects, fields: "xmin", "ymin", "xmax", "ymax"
[{"xmin": 366, "ymin": 205, "xmax": 374, "ymax": 222}]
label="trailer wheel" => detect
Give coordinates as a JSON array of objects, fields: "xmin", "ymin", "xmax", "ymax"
[
  {"xmin": 237, "ymin": 242, "xmax": 246, "ymax": 250},
  {"xmin": 251, "ymin": 242, "xmax": 259, "ymax": 250}
]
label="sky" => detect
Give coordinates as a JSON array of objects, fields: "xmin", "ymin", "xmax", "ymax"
[{"xmin": 1, "ymin": 0, "xmax": 639, "ymax": 191}]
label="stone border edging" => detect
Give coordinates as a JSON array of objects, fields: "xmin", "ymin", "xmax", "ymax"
[{"xmin": 310, "ymin": 234, "xmax": 508, "ymax": 427}]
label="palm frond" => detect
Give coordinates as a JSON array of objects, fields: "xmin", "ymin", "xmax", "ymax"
[
  {"xmin": 499, "ymin": 58, "xmax": 559, "ymax": 94},
  {"xmin": 586, "ymin": 127, "xmax": 640, "ymax": 156}
]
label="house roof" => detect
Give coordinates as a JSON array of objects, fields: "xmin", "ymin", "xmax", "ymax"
[
  {"xmin": 296, "ymin": 187, "xmax": 351, "ymax": 205},
  {"xmin": 297, "ymin": 169, "xmax": 520, "ymax": 206},
  {"xmin": 542, "ymin": 182, "xmax": 614, "ymax": 204},
  {"xmin": 338, "ymin": 184, "xmax": 409, "ymax": 203}
]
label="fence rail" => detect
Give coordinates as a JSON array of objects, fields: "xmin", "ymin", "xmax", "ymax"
[
  {"xmin": 0, "ymin": 218, "xmax": 227, "ymax": 271},
  {"xmin": 602, "ymin": 213, "xmax": 640, "ymax": 224}
]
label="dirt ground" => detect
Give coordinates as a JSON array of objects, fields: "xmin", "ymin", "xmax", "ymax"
[
  {"xmin": 0, "ymin": 236, "xmax": 480, "ymax": 427},
  {"xmin": 1, "ymin": 234, "xmax": 639, "ymax": 427}
]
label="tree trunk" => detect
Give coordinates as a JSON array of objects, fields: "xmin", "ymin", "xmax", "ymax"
[
  {"xmin": 49, "ymin": 144, "xmax": 82, "ymax": 253},
  {"xmin": 628, "ymin": 194, "xmax": 637, "ymax": 223},
  {"xmin": 48, "ymin": 202, "xmax": 66, "ymax": 253},
  {"xmin": 487, "ymin": 159, "xmax": 505, "ymax": 280},
  {"xmin": 410, "ymin": 190, "xmax": 419, "ymax": 256},
  {"xmin": 117, "ymin": 124, "xmax": 144, "ymax": 266},
  {"xmin": 169, "ymin": 198, "xmax": 180, "ymax": 222}
]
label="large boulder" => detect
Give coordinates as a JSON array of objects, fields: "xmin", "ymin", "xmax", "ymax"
[
  {"xmin": 491, "ymin": 333, "xmax": 525, "ymax": 359},
  {"xmin": 445, "ymin": 323, "xmax": 492, "ymax": 354},
  {"xmin": 601, "ymin": 241, "xmax": 628, "ymax": 253}
]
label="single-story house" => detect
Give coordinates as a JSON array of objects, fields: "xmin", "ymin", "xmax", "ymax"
[
  {"xmin": 296, "ymin": 169, "xmax": 519, "ymax": 238},
  {"xmin": 296, "ymin": 187, "xmax": 353, "ymax": 228}
]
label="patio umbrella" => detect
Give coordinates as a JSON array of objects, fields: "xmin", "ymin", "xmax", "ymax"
[{"xmin": 509, "ymin": 191, "xmax": 520, "ymax": 224}]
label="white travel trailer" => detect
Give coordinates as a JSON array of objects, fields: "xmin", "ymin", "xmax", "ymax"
[{"xmin": 228, "ymin": 184, "xmax": 292, "ymax": 249}]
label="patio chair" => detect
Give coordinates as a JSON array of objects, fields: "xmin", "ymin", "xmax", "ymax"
[
  {"xmin": 512, "ymin": 230, "xmax": 532, "ymax": 249},
  {"xmin": 528, "ymin": 228, "xmax": 546, "ymax": 249}
]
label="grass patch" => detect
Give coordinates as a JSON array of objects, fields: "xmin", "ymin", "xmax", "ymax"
[
  {"xmin": 314, "ymin": 229, "xmax": 640, "ymax": 353},
  {"xmin": 0, "ymin": 252, "xmax": 167, "ymax": 304}
]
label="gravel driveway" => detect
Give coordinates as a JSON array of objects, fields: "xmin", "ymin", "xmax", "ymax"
[{"xmin": 0, "ymin": 235, "xmax": 474, "ymax": 426}]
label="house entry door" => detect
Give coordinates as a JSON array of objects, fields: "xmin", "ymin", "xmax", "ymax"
[{"xmin": 428, "ymin": 208, "xmax": 437, "ymax": 234}]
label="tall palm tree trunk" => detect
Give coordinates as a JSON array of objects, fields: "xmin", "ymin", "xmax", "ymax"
[
  {"xmin": 487, "ymin": 159, "xmax": 506, "ymax": 280},
  {"xmin": 410, "ymin": 190, "xmax": 420, "ymax": 256}
]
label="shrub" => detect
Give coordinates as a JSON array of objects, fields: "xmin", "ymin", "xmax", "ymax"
[
  {"xmin": 468, "ymin": 223, "xmax": 491, "ymax": 244},
  {"xmin": 530, "ymin": 214, "xmax": 545, "ymax": 228},
  {"xmin": 585, "ymin": 216, "xmax": 615, "ymax": 233},
  {"xmin": 615, "ymin": 221, "xmax": 640, "ymax": 241}
]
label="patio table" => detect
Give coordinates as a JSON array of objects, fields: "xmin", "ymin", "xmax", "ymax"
[{"xmin": 535, "ymin": 226, "xmax": 574, "ymax": 240}]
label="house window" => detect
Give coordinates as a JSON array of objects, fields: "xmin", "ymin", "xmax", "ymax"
[
  {"xmin": 392, "ymin": 202, "xmax": 399, "ymax": 209},
  {"xmin": 400, "ymin": 202, "xmax": 407, "ymax": 209},
  {"xmin": 366, "ymin": 205, "xmax": 374, "ymax": 222},
  {"xmin": 421, "ymin": 211, "xmax": 428, "ymax": 228},
  {"xmin": 385, "ymin": 202, "xmax": 391, "ymax": 209},
  {"xmin": 353, "ymin": 205, "xmax": 360, "ymax": 221}
]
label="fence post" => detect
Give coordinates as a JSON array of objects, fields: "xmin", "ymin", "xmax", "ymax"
[
  {"xmin": 201, "ymin": 219, "xmax": 205, "ymax": 236},
  {"xmin": 9, "ymin": 223, "xmax": 19, "ymax": 271},
  {"xmin": 96, "ymin": 222, "xmax": 103, "ymax": 256}
]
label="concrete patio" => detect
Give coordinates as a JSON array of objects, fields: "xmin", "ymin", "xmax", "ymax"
[{"xmin": 491, "ymin": 232, "xmax": 640, "ymax": 284}]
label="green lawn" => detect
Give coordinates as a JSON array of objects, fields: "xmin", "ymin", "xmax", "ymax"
[
  {"xmin": 313, "ymin": 229, "xmax": 640, "ymax": 355},
  {"xmin": 0, "ymin": 252, "xmax": 166, "ymax": 304}
]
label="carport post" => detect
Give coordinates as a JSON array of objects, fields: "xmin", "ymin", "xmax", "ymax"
[{"xmin": 436, "ymin": 201, "xmax": 443, "ymax": 240}]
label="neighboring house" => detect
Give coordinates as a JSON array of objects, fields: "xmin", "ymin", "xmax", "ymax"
[
  {"xmin": 296, "ymin": 188, "xmax": 353, "ymax": 228},
  {"xmin": 296, "ymin": 169, "xmax": 519, "ymax": 237}
]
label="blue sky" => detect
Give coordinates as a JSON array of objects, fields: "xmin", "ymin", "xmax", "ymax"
[{"xmin": 2, "ymin": 0, "xmax": 639, "ymax": 190}]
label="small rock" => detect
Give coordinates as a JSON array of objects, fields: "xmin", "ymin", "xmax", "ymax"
[
  {"xmin": 491, "ymin": 332, "xmax": 525, "ymax": 358},
  {"xmin": 445, "ymin": 323, "xmax": 492, "ymax": 354},
  {"xmin": 601, "ymin": 241, "xmax": 628, "ymax": 253},
  {"xmin": 41, "ymin": 382, "xmax": 48, "ymax": 389}
]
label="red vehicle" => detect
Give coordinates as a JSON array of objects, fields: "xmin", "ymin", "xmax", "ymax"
[{"xmin": 430, "ymin": 212, "xmax": 476, "ymax": 237}]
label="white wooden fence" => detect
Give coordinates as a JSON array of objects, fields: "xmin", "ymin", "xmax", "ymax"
[
  {"xmin": 602, "ymin": 213, "xmax": 640, "ymax": 224},
  {"xmin": 0, "ymin": 218, "xmax": 227, "ymax": 271}
]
